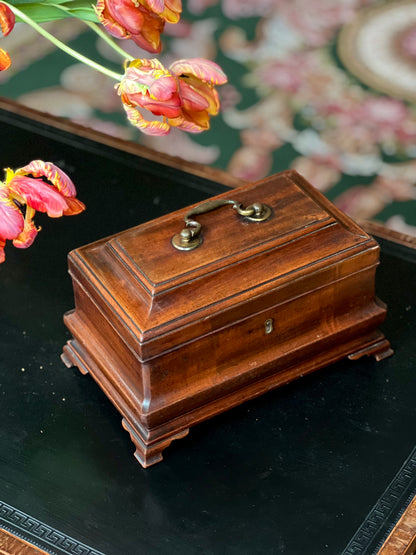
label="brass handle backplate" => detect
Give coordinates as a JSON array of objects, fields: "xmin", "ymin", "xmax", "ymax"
[{"xmin": 171, "ymin": 198, "xmax": 272, "ymax": 251}]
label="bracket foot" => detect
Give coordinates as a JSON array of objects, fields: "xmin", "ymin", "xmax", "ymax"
[
  {"xmin": 122, "ymin": 419, "xmax": 189, "ymax": 468},
  {"xmin": 348, "ymin": 338, "xmax": 393, "ymax": 362}
]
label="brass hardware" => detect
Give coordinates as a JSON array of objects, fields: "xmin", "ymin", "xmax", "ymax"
[
  {"xmin": 172, "ymin": 198, "xmax": 272, "ymax": 251},
  {"xmin": 264, "ymin": 318, "xmax": 274, "ymax": 335}
]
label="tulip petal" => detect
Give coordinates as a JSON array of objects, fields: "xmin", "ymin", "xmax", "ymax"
[
  {"xmin": 130, "ymin": 30, "xmax": 162, "ymax": 54},
  {"xmin": 123, "ymin": 64, "xmax": 178, "ymax": 101},
  {"xmin": 15, "ymin": 160, "xmax": 77, "ymax": 197},
  {"xmin": 0, "ymin": 47, "xmax": 11, "ymax": 71},
  {"xmin": 0, "ymin": 239, "xmax": 5, "ymax": 263},
  {"xmin": 122, "ymin": 103, "xmax": 171, "ymax": 135},
  {"xmin": 63, "ymin": 197, "xmax": 86, "ymax": 216},
  {"xmin": 169, "ymin": 108, "xmax": 211, "ymax": 133},
  {"xmin": 162, "ymin": 0, "xmax": 182, "ymax": 23},
  {"xmin": 139, "ymin": 96, "xmax": 181, "ymax": 117},
  {"xmin": 13, "ymin": 215, "xmax": 38, "ymax": 249},
  {"xmin": 148, "ymin": 75, "xmax": 179, "ymax": 101},
  {"xmin": 0, "ymin": 2, "xmax": 15, "ymax": 37},
  {"xmin": 146, "ymin": 0, "xmax": 165, "ymax": 15},
  {"xmin": 95, "ymin": 0, "xmax": 140, "ymax": 37},
  {"xmin": 169, "ymin": 118, "xmax": 206, "ymax": 133},
  {"xmin": 0, "ymin": 187, "xmax": 24, "ymax": 240},
  {"xmin": 180, "ymin": 77, "xmax": 221, "ymax": 115},
  {"xmin": 178, "ymin": 80, "xmax": 210, "ymax": 112},
  {"xmin": 146, "ymin": 0, "xmax": 182, "ymax": 23},
  {"xmin": 8, "ymin": 175, "xmax": 72, "ymax": 217},
  {"xmin": 128, "ymin": 57, "xmax": 166, "ymax": 72},
  {"xmin": 108, "ymin": 0, "xmax": 145, "ymax": 35},
  {"xmin": 97, "ymin": 13, "xmax": 129, "ymax": 39},
  {"xmin": 170, "ymin": 58, "xmax": 227, "ymax": 85},
  {"xmin": 132, "ymin": 11, "xmax": 165, "ymax": 53}
]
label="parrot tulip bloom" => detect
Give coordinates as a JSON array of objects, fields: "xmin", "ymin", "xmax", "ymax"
[
  {"xmin": 117, "ymin": 58, "xmax": 182, "ymax": 135},
  {"xmin": 0, "ymin": 2, "xmax": 15, "ymax": 71},
  {"xmin": 95, "ymin": 0, "xmax": 181, "ymax": 53},
  {"xmin": 0, "ymin": 47, "xmax": 10, "ymax": 71},
  {"xmin": 0, "ymin": 161, "xmax": 85, "ymax": 263},
  {"xmin": 117, "ymin": 57, "xmax": 227, "ymax": 135}
]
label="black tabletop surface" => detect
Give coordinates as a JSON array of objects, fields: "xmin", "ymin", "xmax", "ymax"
[{"xmin": 0, "ymin": 106, "xmax": 415, "ymax": 555}]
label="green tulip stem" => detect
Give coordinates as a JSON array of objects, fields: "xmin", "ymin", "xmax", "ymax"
[
  {"xmin": 4, "ymin": 2, "xmax": 124, "ymax": 81},
  {"xmin": 83, "ymin": 20, "xmax": 135, "ymax": 62},
  {"xmin": 48, "ymin": 3, "xmax": 135, "ymax": 62}
]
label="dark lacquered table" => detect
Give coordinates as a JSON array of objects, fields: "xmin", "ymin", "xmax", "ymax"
[{"xmin": 0, "ymin": 99, "xmax": 415, "ymax": 555}]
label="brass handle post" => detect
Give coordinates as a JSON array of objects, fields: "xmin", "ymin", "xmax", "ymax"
[{"xmin": 172, "ymin": 198, "xmax": 272, "ymax": 251}]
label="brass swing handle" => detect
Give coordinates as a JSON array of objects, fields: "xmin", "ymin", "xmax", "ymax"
[{"xmin": 171, "ymin": 198, "xmax": 272, "ymax": 251}]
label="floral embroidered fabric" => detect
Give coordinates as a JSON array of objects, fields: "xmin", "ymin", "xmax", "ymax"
[{"xmin": 1, "ymin": 0, "xmax": 415, "ymax": 233}]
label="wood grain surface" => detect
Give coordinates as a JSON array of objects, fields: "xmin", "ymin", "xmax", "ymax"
[
  {"xmin": 0, "ymin": 530, "xmax": 48, "ymax": 555},
  {"xmin": 378, "ymin": 496, "xmax": 416, "ymax": 555},
  {"xmin": 62, "ymin": 171, "xmax": 392, "ymax": 467}
]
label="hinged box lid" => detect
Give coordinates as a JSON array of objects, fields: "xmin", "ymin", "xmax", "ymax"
[{"xmin": 68, "ymin": 170, "xmax": 376, "ymax": 359}]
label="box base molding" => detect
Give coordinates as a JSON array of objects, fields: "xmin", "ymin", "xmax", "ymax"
[{"xmin": 61, "ymin": 327, "xmax": 392, "ymax": 468}]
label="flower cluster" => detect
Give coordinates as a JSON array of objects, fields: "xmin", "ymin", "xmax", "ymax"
[
  {"xmin": 0, "ymin": 1, "xmax": 228, "ymax": 261},
  {"xmin": 0, "ymin": 161, "xmax": 85, "ymax": 263},
  {"xmin": 0, "ymin": 1, "xmax": 227, "ymax": 135}
]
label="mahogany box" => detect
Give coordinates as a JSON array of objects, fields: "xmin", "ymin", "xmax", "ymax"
[{"xmin": 62, "ymin": 170, "xmax": 392, "ymax": 467}]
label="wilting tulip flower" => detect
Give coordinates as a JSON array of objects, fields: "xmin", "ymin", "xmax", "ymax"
[
  {"xmin": 117, "ymin": 58, "xmax": 182, "ymax": 135},
  {"xmin": 117, "ymin": 57, "xmax": 227, "ymax": 135},
  {"xmin": 95, "ymin": 0, "xmax": 181, "ymax": 53},
  {"xmin": 0, "ymin": 2, "xmax": 15, "ymax": 71},
  {"xmin": 0, "ymin": 47, "xmax": 10, "ymax": 71},
  {"xmin": 0, "ymin": 160, "xmax": 85, "ymax": 263}
]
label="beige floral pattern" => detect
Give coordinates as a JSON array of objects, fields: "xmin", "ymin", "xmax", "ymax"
[{"xmin": 1, "ymin": 0, "xmax": 416, "ymax": 233}]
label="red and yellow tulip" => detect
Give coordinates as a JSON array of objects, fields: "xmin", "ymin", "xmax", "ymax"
[
  {"xmin": 117, "ymin": 57, "xmax": 227, "ymax": 135},
  {"xmin": 0, "ymin": 47, "xmax": 10, "ymax": 71},
  {"xmin": 0, "ymin": 160, "xmax": 85, "ymax": 263},
  {"xmin": 117, "ymin": 58, "xmax": 181, "ymax": 134},
  {"xmin": 95, "ymin": 0, "xmax": 181, "ymax": 54},
  {"xmin": 0, "ymin": 2, "xmax": 14, "ymax": 71}
]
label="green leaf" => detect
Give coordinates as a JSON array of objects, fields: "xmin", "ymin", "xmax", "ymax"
[
  {"xmin": 65, "ymin": 1, "xmax": 99, "ymax": 22},
  {"xmin": 10, "ymin": 1, "xmax": 78, "ymax": 5},
  {"xmin": 12, "ymin": 2, "xmax": 98, "ymax": 23},
  {"xmin": 13, "ymin": 4, "xmax": 70, "ymax": 22}
]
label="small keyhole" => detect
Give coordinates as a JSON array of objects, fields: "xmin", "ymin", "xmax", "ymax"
[{"xmin": 265, "ymin": 318, "xmax": 274, "ymax": 334}]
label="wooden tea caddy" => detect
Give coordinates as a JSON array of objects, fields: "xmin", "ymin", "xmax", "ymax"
[{"xmin": 61, "ymin": 170, "xmax": 392, "ymax": 467}]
